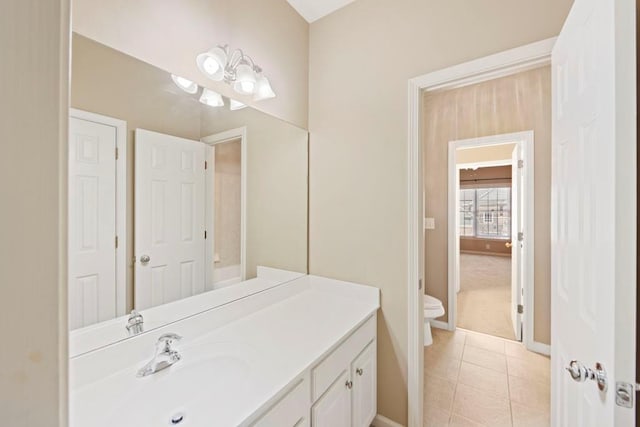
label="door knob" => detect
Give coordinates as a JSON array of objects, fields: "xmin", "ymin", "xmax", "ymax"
[
  {"xmin": 345, "ymin": 380, "xmax": 353, "ymax": 389},
  {"xmin": 565, "ymin": 360, "xmax": 608, "ymax": 392},
  {"xmin": 505, "ymin": 242, "xmax": 513, "ymax": 248},
  {"xmin": 140, "ymin": 254, "xmax": 151, "ymax": 265}
]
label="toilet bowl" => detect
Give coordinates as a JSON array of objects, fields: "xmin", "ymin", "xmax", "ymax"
[{"xmin": 423, "ymin": 294, "xmax": 445, "ymax": 346}]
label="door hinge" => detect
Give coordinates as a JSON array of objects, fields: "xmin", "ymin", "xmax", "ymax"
[
  {"xmin": 205, "ymin": 160, "xmax": 208, "ymax": 170},
  {"xmin": 517, "ymin": 232, "xmax": 524, "ymax": 242},
  {"xmin": 204, "ymin": 230, "xmax": 207, "ymax": 239},
  {"xmin": 517, "ymin": 304, "xmax": 524, "ymax": 314},
  {"xmin": 616, "ymin": 381, "xmax": 640, "ymax": 408},
  {"xmin": 418, "ymin": 279, "xmax": 423, "ymax": 290},
  {"xmin": 115, "ymin": 147, "xmax": 119, "ymax": 160},
  {"xmin": 115, "ymin": 235, "xmax": 119, "ymax": 249},
  {"xmin": 518, "ymin": 159, "xmax": 524, "ymax": 169}
]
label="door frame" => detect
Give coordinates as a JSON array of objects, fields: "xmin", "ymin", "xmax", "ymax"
[
  {"xmin": 69, "ymin": 108, "xmax": 127, "ymax": 317},
  {"xmin": 201, "ymin": 127, "xmax": 247, "ymax": 287},
  {"xmin": 406, "ymin": 37, "xmax": 555, "ymax": 427},
  {"xmin": 445, "ymin": 133, "xmax": 534, "ymax": 349}
]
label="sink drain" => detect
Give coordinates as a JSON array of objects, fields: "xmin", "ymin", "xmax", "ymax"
[{"xmin": 170, "ymin": 412, "xmax": 185, "ymax": 425}]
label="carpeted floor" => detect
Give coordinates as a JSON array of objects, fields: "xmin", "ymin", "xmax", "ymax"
[{"xmin": 456, "ymin": 253, "xmax": 515, "ymax": 341}]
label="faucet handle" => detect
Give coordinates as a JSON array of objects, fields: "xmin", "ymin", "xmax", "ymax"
[{"xmin": 157, "ymin": 333, "xmax": 182, "ymax": 352}]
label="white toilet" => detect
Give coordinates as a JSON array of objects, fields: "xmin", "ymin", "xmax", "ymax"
[{"xmin": 423, "ymin": 294, "xmax": 445, "ymax": 346}]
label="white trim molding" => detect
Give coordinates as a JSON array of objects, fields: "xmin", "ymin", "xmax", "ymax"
[
  {"xmin": 201, "ymin": 127, "xmax": 248, "ymax": 286},
  {"xmin": 69, "ymin": 108, "xmax": 128, "ymax": 317},
  {"xmin": 447, "ymin": 132, "xmax": 535, "ymax": 350},
  {"xmin": 407, "ymin": 37, "xmax": 555, "ymax": 427},
  {"xmin": 373, "ymin": 414, "xmax": 405, "ymax": 427}
]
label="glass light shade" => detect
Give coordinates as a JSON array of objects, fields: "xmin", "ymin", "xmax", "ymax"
[
  {"xmin": 233, "ymin": 63, "xmax": 256, "ymax": 95},
  {"xmin": 171, "ymin": 74, "xmax": 198, "ymax": 94},
  {"xmin": 229, "ymin": 99, "xmax": 247, "ymax": 111},
  {"xmin": 196, "ymin": 46, "xmax": 227, "ymax": 81},
  {"xmin": 199, "ymin": 88, "xmax": 224, "ymax": 107},
  {"xmin": 254, "ymin": 76, "xmax": 276, "ymax": 101}
]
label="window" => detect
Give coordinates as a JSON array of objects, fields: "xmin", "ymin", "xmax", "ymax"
[{"xmin": 459, "ymin": 187, "xmax": 511, "ymax": 239}]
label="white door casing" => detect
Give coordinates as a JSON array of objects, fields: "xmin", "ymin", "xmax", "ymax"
[
  {"xmin": 551, "ymin": 0, "xmax": 636, "ymax": 425},
  {"xmin": 447, "ymin": 132, "xmax": 533, "ymax": 349},
  {"xmin": 409, "ymin": 38, "xmax": 556, "ymax": 427},
  {"xmin": 511, "ymin": 145, "xmax": 524, "ymax": 341},
  {"xmin": 134, "ymin": 129, "xmax": 206, "ymax": 310},
  {"xmin": 68, "ymin": 116, "xmax": 119, "ymax": 329},
  {"xmin": 201, "ymin": 127, "xmax": 247, "ymax": 285}
]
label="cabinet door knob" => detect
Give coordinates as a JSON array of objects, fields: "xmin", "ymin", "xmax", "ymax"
[
  {"xmin": 345, "ymin": 380, "xmax": 353, "ymax": 389},
  {"xmin": 356, "ymin": 368, "xmax": 364, "ymax": 376}
]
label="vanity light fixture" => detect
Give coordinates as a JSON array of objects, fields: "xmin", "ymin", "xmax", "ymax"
[
  {"xmin": 229, "ymin": 99, "xmax": 247, "ymax": 111},
  {"xmin": 170, "ymin": 74, "xmax": 199, "ymax": 94},
  {"xmin": 199, "ymin": 88, "xmax": 224, "ymax": 107},
  {"xmin": 196, "ymin": 45, "xmax": 276, "ymax": 100}
]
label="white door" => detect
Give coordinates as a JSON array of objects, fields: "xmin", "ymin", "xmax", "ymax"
[
  {"xmin": 68, "ymin": 117, "xmax": 117, "ymax": 329},
  {"xmin": 510, "ymin": 145, "xmax": 523, "ymax": 341},
  {"xmin": 311, "ymin": 371, "xmax": 352, "ymax": 427},
  {"xmin": 551, "ymin": 0, "xmax": 636, "ymax": 425},
  {"xmin": 351, "ymin": 341, "xmax": 377, "ymax": 427},
  {"xmin": 135, "ymin": 129, "xmax": 206, "ymax": 310}
]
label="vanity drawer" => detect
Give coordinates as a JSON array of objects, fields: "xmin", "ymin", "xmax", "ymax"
[
  {"xmin": 253, "ymin": 379, "xmax": 309, "ymax": 427},
  {"xmin": 311, "ymin": 314, "xmax": 376, "ymax": 401}
]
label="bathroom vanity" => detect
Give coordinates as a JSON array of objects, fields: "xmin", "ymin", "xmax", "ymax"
[{"xmin": 69, "ymin": 273, "xmax": 380, "ymax": 427}]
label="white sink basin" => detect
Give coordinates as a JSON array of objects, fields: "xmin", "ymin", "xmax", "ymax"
[{"xmin": 72, "ymin": 341, "xmax": 257, "ymax": 427}]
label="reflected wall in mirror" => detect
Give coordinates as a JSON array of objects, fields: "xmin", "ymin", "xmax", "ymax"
[{"xmin": 68, "ymin": 34, "xmax": 308, "ymax": 333}]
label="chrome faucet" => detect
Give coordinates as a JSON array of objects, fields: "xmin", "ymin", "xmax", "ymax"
[
  {"xmin": 137, "ymin": 333, "xmax": 182, "ymax": 377},
  {"xmin": 126, "ymin": 310, "xmax": 144, "ymax": 336}
]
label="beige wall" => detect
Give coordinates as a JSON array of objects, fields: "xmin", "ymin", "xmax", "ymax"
[
  {"xmin": 1, "ymin": 1, "xmax": 69, "ymax": 426},
  {"xmin": 423, "ymin": 67, "xmax": 552, "ymax": 346},
  {"xmin": 214, "ymin": 140, "xmax": 242, "ymax": 268},
  {"xmin": 201, "ymin": 106, "xmax": 309, "ymax": 278},
  {"xmin": 309, "ymin": 2, "xmax": 571, "ymax": 423},
  {"xmin": 72, "ymin": 0, "xmax": 309, "ymax": 128}
]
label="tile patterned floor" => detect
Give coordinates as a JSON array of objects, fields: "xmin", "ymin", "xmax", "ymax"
[{"xmin": 424, "ymin": 328, "xmax": 550, "ymax": 427}]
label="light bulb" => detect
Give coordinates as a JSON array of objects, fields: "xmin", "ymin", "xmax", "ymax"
[
  {"xmin": 199, "ymin": 89, "xmax": 224, "ymax": 107},
  {"xmin": 170, "ymin": 74, "xmax": 198, "ymax": 94},
  {"xmin": 202, "ymin": 57, "xmax": 220, "ymax": 75}
]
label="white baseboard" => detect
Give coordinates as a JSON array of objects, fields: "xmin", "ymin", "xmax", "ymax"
[
  {"xmin": 372, "ymin": 414, "xmax": 405, "ymax": 427},
  {"xmin": 430, "ymin": 319, "xmax": 450, "ymax": 330},
  {"xmin": 528, "ymin": 340, "xmax": 551, "ymax": 356}
]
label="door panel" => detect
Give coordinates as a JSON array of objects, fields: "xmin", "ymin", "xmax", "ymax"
[
  {"xmin": 311, "ymin": 371, "xmax": 351, "ymax": 427},
  {"xmin": 68, "ymin": 117, "xmax": 117, "ymax": 329},
  {"xmin": 351, "ymin": 341, "xmax": 376, "ymax": 427},
  {"xmin": 135, "ymin": 129, "xmax": 206, "ymax": 310},
  {"xmin": 551, "ymin": 0, "xmax": 633, "ymax": 424}
]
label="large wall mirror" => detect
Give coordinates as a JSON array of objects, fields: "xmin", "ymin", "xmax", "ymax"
[{"xmin": 68, "ymin": 34, "xmax": 308, "ymax": 354}]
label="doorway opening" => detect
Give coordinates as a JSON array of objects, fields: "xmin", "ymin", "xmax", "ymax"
[{"xmin": 448, "ymin": 133, "xmax": 534, "ymax": 344}]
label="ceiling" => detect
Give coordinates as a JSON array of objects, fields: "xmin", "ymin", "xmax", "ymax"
[{"xmin": 286, "ymin": 0, "xmax": 358, "ymax": 23}]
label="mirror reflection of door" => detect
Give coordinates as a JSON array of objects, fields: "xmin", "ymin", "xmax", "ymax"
[
  {"xmin": 68, "ymin": 110, "xmax": 126, "ymax": 330},
  {"xmin": 134, "ymin": 129, "xmax": 207, "ymax": 310}
]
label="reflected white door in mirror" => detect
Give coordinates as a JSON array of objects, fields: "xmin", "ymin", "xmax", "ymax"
[
  {"xmin": 69, "ymin": 275, "xmax": 380, "ymax": 427},
  {"xmin": 68, "ymin": 109, "xmax": 127, "ymax": 329}
]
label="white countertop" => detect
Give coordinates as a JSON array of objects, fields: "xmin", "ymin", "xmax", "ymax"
[{"xmin": 70, "ymin": 275, "xmax": 379, "ymax": 427}]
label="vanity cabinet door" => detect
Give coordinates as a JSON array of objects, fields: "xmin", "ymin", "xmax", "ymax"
[
  {"xmin": 351, "ymin": 340, "xmax": 376, "ymax": 427},
  {"xmin": 311, "ymin": 371, "xmax": 352, "ymax": 427}
]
